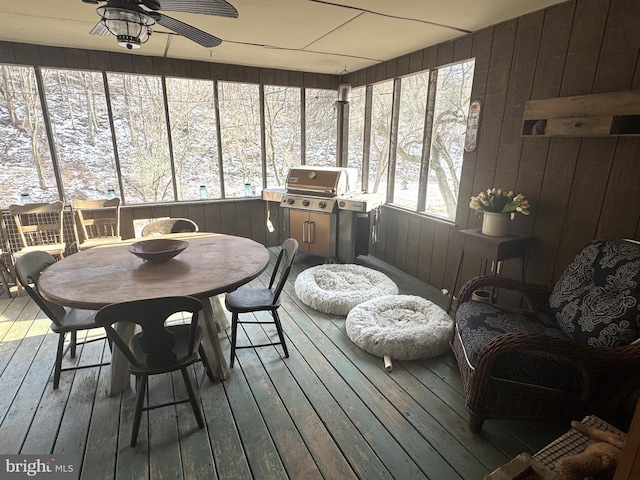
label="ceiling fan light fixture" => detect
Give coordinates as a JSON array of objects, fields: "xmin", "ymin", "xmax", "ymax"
[{"xmin": 96, "ymin": 6, "xmax": 155, "ymax": 50}]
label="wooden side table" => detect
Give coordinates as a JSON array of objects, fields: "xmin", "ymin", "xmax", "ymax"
[{"xmin": 448, "ymin": 229, "xmax": 532, "ymax": 312}]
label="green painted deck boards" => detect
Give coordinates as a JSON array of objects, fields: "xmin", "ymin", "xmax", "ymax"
[{"xmin": 0, "ymin": 249, "xmax": 566, "ymax": 479}]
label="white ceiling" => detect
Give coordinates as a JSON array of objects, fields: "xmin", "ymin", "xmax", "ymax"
[{"xmin": 0, "ymin": 0, "xmax": 569, "ymax": 75}]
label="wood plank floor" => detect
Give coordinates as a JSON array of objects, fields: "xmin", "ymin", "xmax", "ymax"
[{"xmin": 0, "ymin": 249, "xmax": 569, "ymax": 479}]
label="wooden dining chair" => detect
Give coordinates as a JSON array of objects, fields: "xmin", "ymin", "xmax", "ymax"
[
  {"xmin": 141, "ymin": 218, "xmax": 199, "ymax": 237},
  {"xmin": 15, "ymin": 251, "xmax": 109, "ymax": 389},
  {"xmin": 95, "ymin": 296, "xmax": 209, "ymax": 447},
  {"xmin": 9, "ymin": 201, "xmax": 66, "ymax": 260},
  {"xmin": 225, "ymin": 238, "xmax": 298, "ymax": 367},
  {"xmin": 72, "ymin": 198, "xmax": 122, "ymax": 250}
]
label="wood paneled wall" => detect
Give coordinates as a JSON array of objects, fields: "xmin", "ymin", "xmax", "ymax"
[
  {"xmin": 119, "ymin": 199, "xmax": 284, "ymax": 247},
  {"xmin": 368, "ymin": 0, "xmax": 640, "ymax": 293}
]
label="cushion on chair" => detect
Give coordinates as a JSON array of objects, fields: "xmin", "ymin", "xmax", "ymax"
[
  {"xmin": 294, "ymin": 264, "xmax": 398, "ymax": 315},
  {"xmin": 346, "ymin": 295, "xmax": 453, "ymax": 360},
  {"xmin": 547, "ymin": 239, "xmax": 640, "ymax": 347},
  {"xmin": 455, "ymin": 301, "xmax": 582, "ymax": 391}
]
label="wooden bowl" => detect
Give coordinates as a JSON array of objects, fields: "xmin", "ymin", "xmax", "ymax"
[{"xmin": 128, "ymin": 239, "xmax": 189, "ymax": 263}]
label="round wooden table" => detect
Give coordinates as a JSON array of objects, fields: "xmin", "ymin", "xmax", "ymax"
[{"xmin": 38, "ymin": 232, "xmax": 270, "ymax": 395}]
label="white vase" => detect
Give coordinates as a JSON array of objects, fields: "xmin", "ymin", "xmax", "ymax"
[{"xmin": 482, "ymin": 212, "xmax": 511, "ymax": 236}]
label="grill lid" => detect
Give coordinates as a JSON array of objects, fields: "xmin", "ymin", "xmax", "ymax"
[{"xmin": 285, "ymin": 166, "xmax": 358, "ymax": 197}]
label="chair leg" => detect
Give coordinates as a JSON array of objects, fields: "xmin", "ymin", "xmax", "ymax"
[
  {"xmin": 229, "ymin": 312, "xmax": 239, "ymax": 368},
  {"xmin": 70, "ymin": 331, "xmax": 77, "ymax": 358},
  {"xmin": 272, "ymin": 310, "xmax": 289, "ymax": 358},
  {"xmin": 469, "ymin": 413, "xmax": 484, "ymax": 433},
  {"xmin": 181, "ymin": 367, "xmax": 205, "ymax": 429},
  {"xmin": 53, "ymin": 333, "xmax": 66, "ymax": 389},
  {"xmin": 199, "ymin": 344, "xmax": 215, "ymax": 383},
  {"xmin": 131, "ymin": 375, "xmax": 148, "ymax": 447}
]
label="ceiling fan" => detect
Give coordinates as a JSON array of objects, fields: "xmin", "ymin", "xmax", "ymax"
[{"xmin": 82, "ymin": 0, "xmax": 238, "ymax": 50}]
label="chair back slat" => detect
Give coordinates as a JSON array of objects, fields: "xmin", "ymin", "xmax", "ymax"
[
  {"xmin": 270, "ymin": 238, "xmax": 298, "ymax": 304},
  {"xmin": 95, "ymin": 296, "xmax": 203, "ymax": 368},
  {"xmin": 9, "ymin": 202, "xmax": 65, "ymax": 250},
  {"xmin": 73, "ymin": 198, "xmax": 121, "ymax": 244},
  {"xmin": 1, "ymin": 208, "xmax": 75, "ymax": 256},
  {"xmin": 14, "ymin": 251, "xmax": 67, "ymax": 326},
  {"xmin": 141, "ymin": 218, "xmax": 198, "ymax": 237}
]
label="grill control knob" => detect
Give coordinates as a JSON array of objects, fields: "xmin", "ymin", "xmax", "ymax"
[
  {"xmin": 339, "ymin": 201, "xmax": 346, "ymax": 208},
  {"xmin": 302, "ymin": 199, "xmax": 310, "ymax": 207},
  {"xmin": 287, "ymin": 198, "xmax": 295, "ymax": 205},
  {"xmin": 319, "ymin": 201, "xmax": 327, "ymax": 209}
]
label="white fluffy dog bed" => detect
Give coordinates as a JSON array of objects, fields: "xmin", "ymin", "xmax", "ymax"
[
  {"xmin": 294, "ymin": 264, "xmax": 399, "ymax": 316},
  {"xmin": 346, "ymin": 295, "xmax": 453, "ymax": 360}
]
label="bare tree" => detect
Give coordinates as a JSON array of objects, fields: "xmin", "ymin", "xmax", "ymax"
[
  {"xmin": 306, "ymin": 88, "xmax": 336, "ymax": 167},
  {"xmin": 0, "ymin": 65, "xmax": 17, "ymax": 126},
  {"xmin": 17, "ymin": 68, "xmax": 48, "ymax": 189},
  {"xmin": 264, "ymin": 86, "xmax": 300, "ymax": 186}
]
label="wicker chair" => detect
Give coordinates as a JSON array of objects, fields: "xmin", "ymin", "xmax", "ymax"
[{"xmin": 451, "ymin": 239, "xmax": 640, "ymax": 432}]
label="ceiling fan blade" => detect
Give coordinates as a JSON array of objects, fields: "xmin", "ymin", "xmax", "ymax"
[
  {"xmin": 154, "ymin": 0, "xmax": 238, "ymax": 18},
  {"xmin": 156, "ymin": 14, "xmax": 222, "ymax": 47},
  {"xmin": 89, "ymin": 21, "xmax": 111, "ymax": 36}
]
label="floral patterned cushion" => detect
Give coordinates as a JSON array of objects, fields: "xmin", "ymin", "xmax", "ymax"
[
  {"xmin": 455, "ymin": 302, "xmax": 582, "ymax": 391},
  {"xmin": 548, "ymin": 239, "xmax": 640, "ymax": 347}
]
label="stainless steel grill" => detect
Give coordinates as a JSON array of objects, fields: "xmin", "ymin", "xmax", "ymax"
[
  {"xmin": 280, "ymin": 166, "xmax": 357, "ymax": 258},
  {"xmin": 279, "ymin": 166, "xmax": 384, "ymax": 261},
  {"xmin": 280, "ymin": 166, "xmax": 358, "ymax": 213}
]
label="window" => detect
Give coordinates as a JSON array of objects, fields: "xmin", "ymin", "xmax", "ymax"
[
  {"xmin": 424, "ymin": 60, "xmax": 474, "ymax": 218},
  {"xmin": 392, "ymin": 71, "xmax": 429, "ymax": 210},
  {"xmin": 0, "ymin": 57, "xmax": 474, "ymax": 217},
  {"xmin": 368, "ymin": 80, "xmax": 394, "ymax": 196},
  {"xmin": 42, "ymin": 68, "xmax": 118, "ymax": 202},
  {"xmin": 347, "ymin": 86, "xmax": 365, "ymax": 191},
  {"xmin": 0, "ymin": 65, "xmax": 57, "ymax": 206},
  {"xmin": 305, "ymin": 88, "xmax": 336, "ymax": 167},
  {"xmin": 264, "ymin": 85, "xmax": 301, "ymax": 187},
  {"xmin": 218, "ymin": 81, "xmax": 262, "ymax": 197},
  {"xmin": 107, "ymin": 73, "xmax": 174, "ymax": 204},
  {"xmin": 166, "ymin": 77, "xmax": 220, "ymax": 200},
  {"xmin": 367, "ymin": 59, "xmax": 475, "ymax": 219}
]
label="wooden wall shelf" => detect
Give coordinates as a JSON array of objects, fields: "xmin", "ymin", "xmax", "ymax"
[{"xmin": 522, "ymin": 90, "xmax": 640, "ymax": 137}]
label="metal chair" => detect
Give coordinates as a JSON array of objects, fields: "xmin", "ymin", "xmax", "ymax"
[
  {"xmin": 95, "ymin": 296, "xmax": 208, "ymax": 447},
  {"xmin": 73, "ymin": 198, "xmax": 121, "ymax": 250},
  {"xmin": 141, "ymin": 218, "xmax": 199, "ymax": 237},
  {"xmin": 225, "ymin": 238, "xmax": 298, "ymax": 367},
  {"xmin": 9, "ymin": 201, "xmax": 66, "ymax": 260},
  {"xmin": 15, "ymin": 251, "xmax": 109, "ymax": 389}
]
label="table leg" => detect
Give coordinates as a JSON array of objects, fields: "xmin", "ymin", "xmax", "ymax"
[
  {"xmin": 448, "ymin": 250, "xmax": 465, "ymax": 313},
  {"xmin": 210, "ymin": 295, "xmax": 230, "ymax": 331},
  {"xmin": 108, "ymin": 322, "xmax": 136, "ymax": 396},
  {"xmin": 199, "ymin": 295, "xmax": 230, "ymax": 381}
]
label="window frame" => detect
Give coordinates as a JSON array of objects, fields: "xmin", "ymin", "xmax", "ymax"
[{"xmin": 0, "ymin": 58, "xmax": 475, "ymax": 220}]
